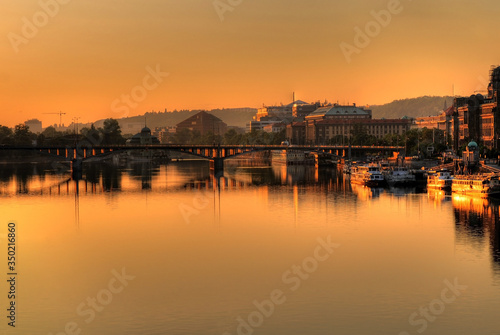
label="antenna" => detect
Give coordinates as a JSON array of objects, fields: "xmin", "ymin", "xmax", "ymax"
[{"xmin": 43, "ymin": 111, "xmax": 67, "ymax": 128}]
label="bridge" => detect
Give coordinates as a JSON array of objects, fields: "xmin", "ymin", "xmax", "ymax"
[{"xmin": 0, "ymin": 144, "xmax": 404, "ymax": 174}]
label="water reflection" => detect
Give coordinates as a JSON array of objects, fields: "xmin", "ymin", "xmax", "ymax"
[
  {"xmin": 3, "ymin": 160, "xmax": 500, "ymax": 280},
  {"xmin": 3, "ymin": 160, "xmax": 500, "ymax": 333},
  {"xmin": 351, "ymin": 184, "xmax": 384, "ymax": 200},
  {"xmin": 452, "ymin": 195, "xmax": 500, "ymax": 280}
]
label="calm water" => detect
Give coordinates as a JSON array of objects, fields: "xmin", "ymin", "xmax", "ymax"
[{"xmin": 1, "ymin": 160, "xmax": 499, "ymax": 335}]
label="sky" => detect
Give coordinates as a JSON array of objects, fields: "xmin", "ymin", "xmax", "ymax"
[{"xmin": 0, "ymin": 0, "xmax": 499, "ymax": 127}]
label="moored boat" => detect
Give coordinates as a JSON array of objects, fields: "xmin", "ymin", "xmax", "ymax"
[
  {"xmin": 427, "ymin": 169, "xmax": 453, "ymax": 190},
  {"xmin": 271, "ymin": 150, "xmax": 314, "ymax": 165},
  {"xmin": 382, "ymin": 166, "xmax": 416, "ymax": 186},
  {"xmin": 451, "ymin": 174, "xmax": 500, "ymax": 198},
  {"xmin": 351, "ymin": 164, "xmax": 385, "ymax": 187}
]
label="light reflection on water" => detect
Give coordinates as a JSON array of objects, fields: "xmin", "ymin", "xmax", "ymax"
[{"xmin": 0, "ymin": 160, "xmax": 500, "ymax": 334}]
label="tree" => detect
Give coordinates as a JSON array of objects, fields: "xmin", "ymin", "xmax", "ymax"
[
  {"xmin": 173, "ymin": 128, "xmax": 192, "ymax": 144},
  {"xmin": 100, "ymin": 119, "xmax": 124, "ymax": 144},
  {"xmin": 81, "ymin": 124, "xmax": 102, "ymax": 145},
  {"xmin": 223, "ymin": 129, "xmax": 241, "ymax": 145},
  {"xmin": 41, "ymin": 126, "xmax": 61, "ymax": 138},
  {"xmin": 350, "ymin": 124, "xmax": 370, "ymax": 145},
  {"xmin": 13, "ymin": 124, "xmax": 35, "ymax": 145},
  {"xmin": 0, "ymin": 126, "xmax": 13, "ymax": 144}
]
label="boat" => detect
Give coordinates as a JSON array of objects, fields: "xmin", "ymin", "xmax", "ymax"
[
  {"xmin": 350, "ymin": 164, "xmax": 385, "ymax": 187},
  {"xmin": 451, "ymin": 174, "xmax": 500, "ymax": 198},
  {"xmin": 382, "ymin": 166, "xmax": 416, "ymax": 186},
  {"xmin": 427, "ymin": 169, "xmax": 453, "ymax": 190},
  {"xmin": 271, "ymin": 150, "xmax": 314, "ymax": 166}
]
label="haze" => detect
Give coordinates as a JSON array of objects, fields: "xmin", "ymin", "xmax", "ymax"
[{"xmin": 1, "ymin": 0, "xmax": 499, "ymax": 127}]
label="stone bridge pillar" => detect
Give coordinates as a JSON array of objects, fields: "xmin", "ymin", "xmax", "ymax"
[{"xmin": 210, "ymin": 158, "xmax": 224, "ymax": 178}]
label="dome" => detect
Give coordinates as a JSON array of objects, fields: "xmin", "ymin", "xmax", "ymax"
[
  {"xmin": 467, "ymin": 141, "xmax": 478, "ymax": 149},
  {"xmin": 141, "ymin": 126, "xmax": 151, "ymax": 134}
]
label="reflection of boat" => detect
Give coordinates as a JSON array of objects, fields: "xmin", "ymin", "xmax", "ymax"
[
  {"xmin": 342, "ymin": 163, "xmax": 352, "ymax": 175},
  {"xmin": 383, "ymin": 167, "xmax": 416, "ymax": 186},
  {"xmin": 452, "ymin": 174, "xmax": 500, "ymax": 198},
  {"xmin": 388, "ymin": 186, "xmax": 416, "ymax": 197},
  {"xmin": 427, "ymin": 189, "xmax": 449, "ymax": 203},
  {"xmin": 452, "ymin": 193, "xmax": 492, "ymax": 211},
  {"xmin": 427, "ymin": 170, "xmax": 453, "ymax": 190},
  {"xmin": 351, "ymin": 183, "xmax": 384, "ymax": 200},
  {"xmin": 351, "ymin": 165, "xmax": 385, "ymax": 187}
]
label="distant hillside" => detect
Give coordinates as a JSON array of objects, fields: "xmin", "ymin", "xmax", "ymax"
[
  {"xmin": 371, "ymin": 96, "xmax": 455, "ymax": 119},
  {"xmin": 94, "ymin": 108, "xmax": 256, "ymax": 134},
  {"xmin": 90, "ymin": 96, "xmax": 455, "ymax": 135}
]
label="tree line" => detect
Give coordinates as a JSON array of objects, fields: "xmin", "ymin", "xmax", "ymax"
[{"xmin": 0, "ymin": 119, "xmax": 126, "ymax": 146}]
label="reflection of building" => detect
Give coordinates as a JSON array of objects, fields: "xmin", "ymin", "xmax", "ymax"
[
  {"xmin": 452, "ymin": 195, "xmax": 500, "ymax": 275},
  {"xmin": 176, "ymin": 111, "xmax": 227, "ymax": 136},
  {"xmin": 453, "ymin": 65, "xmax": 500, "ymax": 150},
  {"xmin": 126, "ymin": 127, "xmax": 160, "ymax": 145},
  {"xmin": 25, "ymin": 119, "xmax": 42, "ymax": 134}
]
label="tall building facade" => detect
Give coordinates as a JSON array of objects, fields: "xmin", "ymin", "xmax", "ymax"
[
  {"xmin": 286, "ymin": 103, "xmax": 411, "ymax": 145},
  {"xmin": 453, "ymin": 66, "xmax": 500, "ymax": 151}
]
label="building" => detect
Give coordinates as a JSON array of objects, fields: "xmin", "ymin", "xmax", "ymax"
[
  {"xmin": 292, "ymin": 102, "xmax": 322, "ymax": 118},
  {"xmin": 119, "ymin": 121, "xmax": 145, "ymax": 136},
  {"xmin": 415, "ymin": 105, "xmax": 454, "ymax": 139},
  {"xmin": 286, "ymin": 121, "xmax": 306, "ymax": 145},
  {"xmin": 152, "ymin": 126, "xmax": 176, "ymax": 144},
  {"xmin": 24, "ymin": 119, "xmax": 42, "ymax": 134},
  {"xmin": 126, "ymin": 126, "xmax": 160, "ymax": 145},
  {"xmin": 305, "ymin": 103, "xmax": 372, "ymax": 121},
  {"xmin": 247, "ymin": 119, "xmax": 283, "ymax": 132},
  {"xmin": 287, "ymin": 115, "xmax": 411, "ymax": 145},
  {"xmin": 263, "ymin": 123, "xmax": 286, "ymax": 133},
  {"xmin": 248, "ymin": 100, "xmax": 308, "ymax": 133},
  {"xmin": 254, "ymin": 100, "xmax": 308, "ymax": 121},
  {"xmin": 453, "ymin": 65, "xmax": 500, "ymax": 151},
  {"xmin": 176, "ymin": 111, "xmax": 227, "ymax": 136}
]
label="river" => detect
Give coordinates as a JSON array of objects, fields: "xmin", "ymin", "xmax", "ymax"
[{"xmin": 0, "ymin": 160, "xmax": 499, "ymax": 335}]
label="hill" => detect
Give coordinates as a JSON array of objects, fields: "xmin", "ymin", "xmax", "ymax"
[
  {"xmin": 93, "ymin": 108, "xmax": 257, "ymax": 134},
  {"xmin": 90, "ymin": 96, "xmax": 456, "ymax": 135},
  {"xmin": 371, "ymin": 96, "xmax": 455, "ymax": 119}
]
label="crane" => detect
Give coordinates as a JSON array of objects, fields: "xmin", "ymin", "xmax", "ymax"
[{"xmin": 43, "ymin": 111, "xmax": 67, "ymax": 128}]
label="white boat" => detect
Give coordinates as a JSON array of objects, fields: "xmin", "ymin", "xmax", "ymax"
[
  {"xmin": 427, "ymin": 170, "xmax": 453, "ymax": 190},
  {"xmin": 452, "ymin": 174, "xmax": 500, "ymax": 198},
  {"xmin": 382, "ymin": 167, "xmax": 416, "ymax": 186},
  {"xmin": 351, "ymin": 164, "xmax": 385, "ymax": 187}
]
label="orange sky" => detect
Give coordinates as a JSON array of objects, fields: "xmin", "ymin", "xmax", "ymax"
[{"xmin": 1, "ymin": 0, "xmax": 499, "ymax": 127}]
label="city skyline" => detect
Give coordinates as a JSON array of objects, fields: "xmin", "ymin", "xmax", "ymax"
[{"xmin": 1, "ymin": 0, "xmax": 500, "ymax": 127}]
